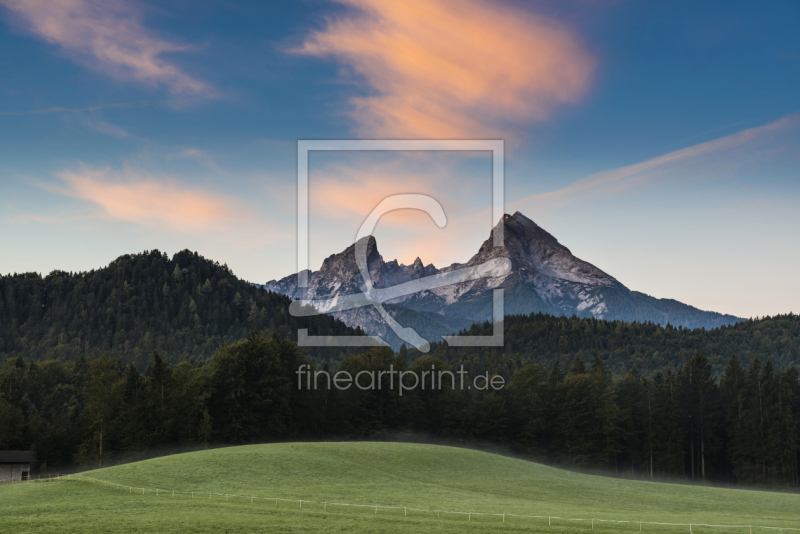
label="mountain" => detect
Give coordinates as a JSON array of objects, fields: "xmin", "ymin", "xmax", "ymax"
[
  {"xmin": 264, "ymin": 212, "xmax": 742, "ymax": 347},
  {"xmin": 0, "ymin": 250, "xmax": 359, "ymax": 367},
  {"xmin": 263, "ymin": 236, "xmax": 475, "ymax": 348}
]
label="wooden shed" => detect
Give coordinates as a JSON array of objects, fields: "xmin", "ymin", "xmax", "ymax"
[{"xmin": 0, "ymin": 451, "xmax": 35, "ymax": 482}]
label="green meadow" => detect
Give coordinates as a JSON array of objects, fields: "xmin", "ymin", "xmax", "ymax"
[{"xmin": 1, "ymin": 442, "xmax": 798, "ymax": 533}]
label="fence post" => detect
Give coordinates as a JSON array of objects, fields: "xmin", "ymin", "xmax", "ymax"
[
  {"xmin": 469, "ymin": 512, "xmax": 471, "ymax": 522},
  {"xmin": 437, "ymin": 511, "xmax": 440, "ymax": 519},
  {"xmin": 375, "ymin": 505, "xmax": 377, "ymax": 514},
  {"xmin": 324, "ymin": 502, "xmax": 327, "ymax": 511},
  {"xmin": 549, "ymin": 516, "xmax": 551, "ymax": 526},
  {"xmin": 299, "ymin": 500, "xmax": 302, "ymax": 508},
  {"xmin": 689, "ymin": 524, "xmax": 692, "ymax": 533},
  {"xmin": 503, "ymin": 513, "xmax": 505, "ymax": 523},
  {"xmin": 404, "ymin": 507, "xmax": 407, "ymax": 517}
]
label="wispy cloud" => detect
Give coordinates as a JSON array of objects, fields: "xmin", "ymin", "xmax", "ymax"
[
  {"xmin": 293, "ymin": 0, "xmax": 594, "ymax": 138},
  {"xmin": 312, "ymin": 167, "xmax": 437, "ymax": 222},
  {"xmin": 303, "ymin": 153, "xmax": 493, "ymax": 269},
  {"xmin": 166, "ymin": 147, "xmax": 230, "ymax": 176},
  {"xmin": 0, "ymin": 0, "xmax": 215, "ymax": 97},
  {"xmin": 168, "ymin": 148, "xmax": 207, "ymax": 160},
  {"xmin": 308, "ymin": 152, "xmax": 486, "ymax": 221},
  {"xmin": 80, "ymin": 117, "xmax": 130, "ymax": 137},
  {"xmin": 41, "ymin": 166, "xmax": 250, "ymax": 233},
  {"xmin": 15, "ymin": 213, "xmax": 92, "ymax": 224},
  {"xmin": 513, "ymin": 112, "xmax": 800, "ymax": 213},
  {"xmin": 0, "ymin": 101, "xmax": 134, "ymax": 115}
]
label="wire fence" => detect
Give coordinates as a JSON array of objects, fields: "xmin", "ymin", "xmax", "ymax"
[{"xmin": 6, "ymin": 474, "xmax": 800, "ymax": 532}]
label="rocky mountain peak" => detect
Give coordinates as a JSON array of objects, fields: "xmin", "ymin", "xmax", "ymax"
[
  {"xmin": 488, "ymin": 211, "xmax": 566, "ymax": 253},
  {"xmin": 319, "ymin": 235, "xmax": 382, "ymax": 278},
  {"xmin": 470, "ymin": 212, "xmax": 618, "ymax": 287},
  {"xmin": 262, "ymin": 210, "xmax": 741, "ymax": 347}
]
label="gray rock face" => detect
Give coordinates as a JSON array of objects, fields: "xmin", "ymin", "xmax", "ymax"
[
  {"xmin": 263, "ymin": 212, "xmax": 741, "ymax": 345},
  {"xmin": 264, "ymin": 235, "xmax": 439, "ymax": 308}
]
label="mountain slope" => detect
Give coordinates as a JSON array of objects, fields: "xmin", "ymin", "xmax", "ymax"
[
  {"xmin": 265, "ymin": 212, "xmax": 742, "ymax": 346},
  {"xmin": 0, "ymin": 250, "xmax": 359, "ymax": 367}
]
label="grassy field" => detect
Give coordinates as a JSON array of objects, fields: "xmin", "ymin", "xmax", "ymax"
[{"xmin": 1, "ymin": 442, "xmax": 799, "ymax": 533}]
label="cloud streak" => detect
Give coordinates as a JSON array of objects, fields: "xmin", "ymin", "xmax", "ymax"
[
  {"xmin": 0, "ymin": 101, "xmax": 134, "ymax": 115},
  {"xmin": 0, "ymin": 0, "xmax": 215, "ymax": 97},
  {"xmin": 513, "ymin": 112, "xmax": 800, "ymax": 213},
  {"xmin": 304, "ymin": 153, "xmax": 494, "ymax": 269},
  {"xmin": 294, "ymin": 0, "xmax": 594, "ymax": 138},
  {"xmin": 46, "ymin": 166, "xmax": 249, "ymax": 233},
  {"xmin": 80, "ymin": 118, "xmax": 130, "ymax": 137}
]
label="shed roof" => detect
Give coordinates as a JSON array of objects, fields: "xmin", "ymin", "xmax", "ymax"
[{"xmin": 0, "ymin": 451, "xmax": 36, "ymax": 463}]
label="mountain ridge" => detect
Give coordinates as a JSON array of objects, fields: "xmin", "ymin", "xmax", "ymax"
[{"xmin": 264, "ymin": 212, "xmax": 743, "ymax": 346}]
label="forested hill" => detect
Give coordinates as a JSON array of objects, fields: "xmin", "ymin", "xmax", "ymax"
[
  {"xmin": 427, "ymin": 313, "xmax": 800, "ymax": 377},
  {"xmin": 2, "ymin": 249, "xmax": 798, "ymax": 376},
  {"xmin": 0, "ymin": 250, "xmax": 358, "ymax": 368}
]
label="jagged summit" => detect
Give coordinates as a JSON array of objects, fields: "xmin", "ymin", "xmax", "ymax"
[
  {"xmin": 263, "ymin": 211, "xmax": 741, "ymax": 347},
  {"xmin": 477, "ymin": 211, "xmax": 619, "ymax": 286},
  {"xmin": 320, "ymin": 235, "xmax": 381, "ymax": 273}
]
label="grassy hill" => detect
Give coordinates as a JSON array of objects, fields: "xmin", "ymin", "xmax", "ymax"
[{"xmin": 1, "ymin": 442, "xmax": 798, "ymax": 533}]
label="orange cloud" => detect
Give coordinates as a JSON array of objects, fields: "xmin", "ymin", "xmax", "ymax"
[
  {"xmin": 0, "ymin": 0, "xmax": 214, "ymax": 96},
  {"xmin": 306, "ymin": 155, "xmax": 495, "ymax": 269},
  {"xmin": 52, "ymin": 167, "xmax": 246, "ymax": 233},
  {"xmin": 312, "ymin": 169, "xmax": 436, "ymax": 221},
  {"xmin": 295, "ymin": 0, "xmax": 594, "ymax": 138},
  {"xmin": 308, "ymin": 153, "xmax": 486, "ymax": 224}
]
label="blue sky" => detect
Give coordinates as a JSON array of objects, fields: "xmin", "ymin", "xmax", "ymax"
[{"xmin": 0, "ymin": 0, "xmax": 798, "ymax": 318}]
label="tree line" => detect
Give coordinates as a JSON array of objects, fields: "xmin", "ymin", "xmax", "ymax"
[
  {"xmin": 428, "ymin": 312, "xmax": 800, "ymax": 377},
  {"xmin": 0, "ymin": 250, "xmax": 357, "ymax": 368},
  {"xmin": 3, "ymin": 248, "xmax": 799, "ymax": 380},
  {"xmin": 1, "ymin": 332, "xmax": 797, "ymax": 489}
]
